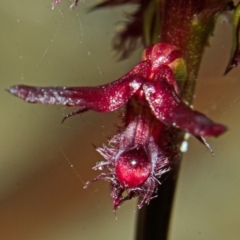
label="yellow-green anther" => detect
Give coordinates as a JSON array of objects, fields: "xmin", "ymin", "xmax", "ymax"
[{"xmin": 169, "ymin": 58, "xmax": 187, "ymax": 89}]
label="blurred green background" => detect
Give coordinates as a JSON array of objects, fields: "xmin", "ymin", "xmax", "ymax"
[{"xmin": 1, "ymin": 1, "xmax": 240, "ymax": 239}]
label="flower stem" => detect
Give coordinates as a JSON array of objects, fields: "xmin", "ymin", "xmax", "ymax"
[{"xmin": 135, "ymin": 155, "xmax": 180, "ymax": 240}]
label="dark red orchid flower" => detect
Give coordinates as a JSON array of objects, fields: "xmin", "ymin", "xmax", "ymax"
[{"xmin": 7, "ymin": 43, "xmax": 226, "ymax": 210}]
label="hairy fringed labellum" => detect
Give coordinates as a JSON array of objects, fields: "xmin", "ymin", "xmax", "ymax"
[
  {"xmin": 7, "ymin": 43, "xmax": 227, "ymax": 210},
  {"xmin": 116, "ymin": 148, "xmax": 151, "ymax": 188}
]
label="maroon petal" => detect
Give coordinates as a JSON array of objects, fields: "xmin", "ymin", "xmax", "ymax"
[
  {"xmin": 143, "ymin": 78, "xmax": 227, "ymax": 137},
  {"xmin": 7, "ymin": 76, "xmax": 144, "ymax": 113}
]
